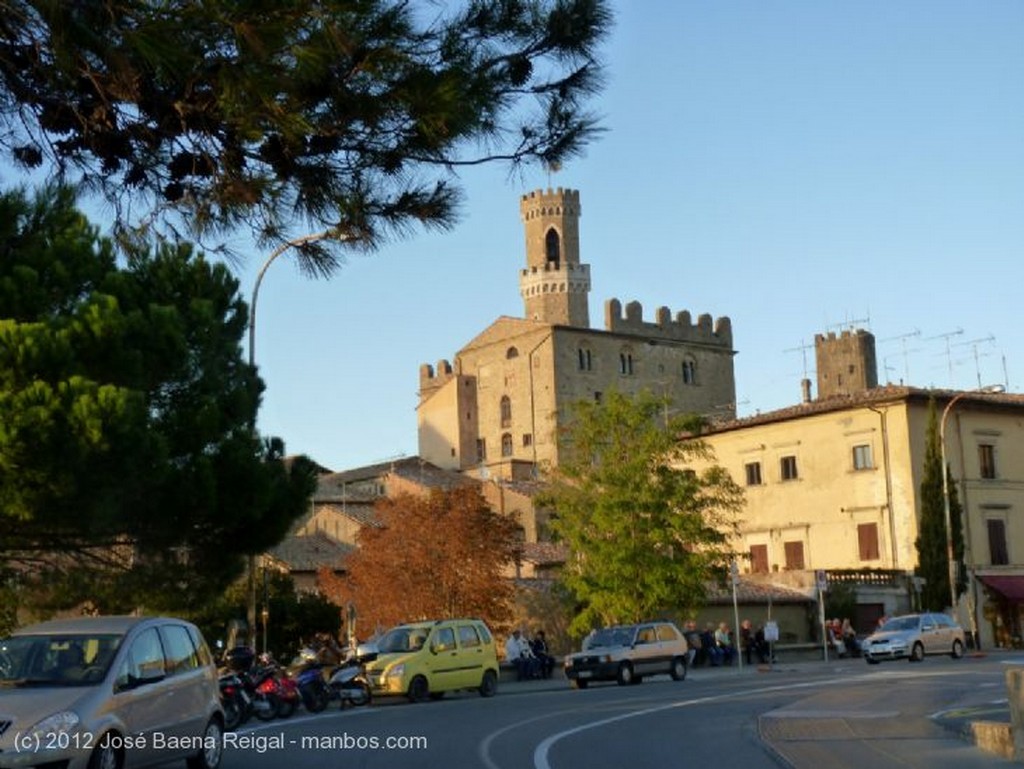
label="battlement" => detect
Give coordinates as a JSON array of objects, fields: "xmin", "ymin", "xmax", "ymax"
[
  {"xmin": 814, "ymin": 329, "xmax": 873, "ymax": 344},
  {"xmin": 603, "ymin": 298, "xmax": 733, "ymax": 347},
  {"xmin": 520, "ymin": 262, "xmax": 591, "ymax": 278},
  {"xmin": 419, "ymin": 359, "xmax": 455, "ymax": 390},
  {"xmin": 520, "ymin": 187, "xmax": 581, "ymax": 219}
]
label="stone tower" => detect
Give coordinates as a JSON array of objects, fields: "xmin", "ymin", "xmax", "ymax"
[
  {"xmin": 815, "ymin": 329, "xmax": 878, "ymax": 399},
  {"xmin": 518, "ymin": 188, "xmax": 591, "ymax": 327}
]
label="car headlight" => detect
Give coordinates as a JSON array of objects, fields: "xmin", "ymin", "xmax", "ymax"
[
  {"xmin": 385, "ymin": 663, "xmax": 405, "ymax": 679},
  {"xmin": 27, "ymin": 711, "xmax": 80, "ymax": 743}
]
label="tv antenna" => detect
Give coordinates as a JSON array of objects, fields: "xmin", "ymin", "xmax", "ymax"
[
  {"xmin": 784, "ymin": 339, "xmax": 815, "ymax": 380},
  {"xmin": 925, "ymin": 328, "xmax": 964, "ymax": 386},
  {"xmin": 825, "ymin": 314, "xmax": 871, "ymax": 333},
  {"xmin": 880, "ymin": 328, "xmax": 921, "ymax": 384},
  {"xmin": 954, "ymin": 335, "xmax": 997, "ymax": 389}
]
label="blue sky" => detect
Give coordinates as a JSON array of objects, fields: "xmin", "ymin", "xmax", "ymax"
[{"xmin": 227, "ymin": 2, "xmax": 1024, "ymax": 471}]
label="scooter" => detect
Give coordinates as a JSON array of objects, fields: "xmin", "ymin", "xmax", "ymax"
[
  {"xmin": 327, "ymin": 643, "xmax": 376, "ymax": 709},
  {"xmin": 217, "ymin": 670, "xmax": 251, "ymax": 731},
  {"xmin": 288, "ymin": 648, "xmax": 331, "ymax": 713}
]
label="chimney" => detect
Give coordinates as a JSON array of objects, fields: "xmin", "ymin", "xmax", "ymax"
[{"xmin": 801, "ymin": 378, "xmax": 813, "ymax": 403}]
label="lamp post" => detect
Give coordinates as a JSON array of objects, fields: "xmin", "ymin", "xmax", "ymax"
[
  {"xmin": 939, "ymin": 384, "xmax": 1004, "ymax": 619},
  {"xmin": 246, "ymin": 230, "xmax": 337, "ymax": 646}
]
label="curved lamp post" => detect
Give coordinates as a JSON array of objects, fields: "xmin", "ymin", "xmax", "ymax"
[
  {"xmin": 246, "ymin": 230, "xmax": 338, "ymax": 647},
  {"xmin": 939, "ymin": 384, "xmax": 1004, "ymax": 621}
]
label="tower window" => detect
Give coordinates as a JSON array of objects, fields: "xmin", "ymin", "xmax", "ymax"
[
  {"xmin": 501, "ymin": 433, "xmax": 513, "ymax": 457},
  {"xmin": 500, "ymin": 395, "xmax": 512, "ymax": 428},
  {"xmin": 619, "ymin": 351, "xmax": 634, "ymax": 376},
  {"xmin": 545, "ymin": 228, "xmax": 560, "ymax": 266},
  {"xmin": 506, "ymin": 346, "xmax": 519, "ymax": 359},
  {"xmin": 682, "ymin": 359, "xmax": 696, "ymax": 385},
  {"xmin": 577, "ymin": 347, "xmax": 592, "ymax": 371},
  {"xmin": 476, "ymin": 439, "xmax": 487, "ymax": 462}
]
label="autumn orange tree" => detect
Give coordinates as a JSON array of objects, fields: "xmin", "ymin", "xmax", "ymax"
[{"xmin": 319, "ymin": 485, "xmax": 522, "ymax": 637}]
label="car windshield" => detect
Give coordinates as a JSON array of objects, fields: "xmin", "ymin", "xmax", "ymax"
[
  {"xmin": 376, "ymin": 627, "xmax": 428, "ymax": 654},
  {"xmin": 587, "ymin": 626, "xmax": 635, "ymax": 649},
  {"xmin": 0, "ymin": 633, "xmax": 123, "ymax": 687},
  {"xmin": 880, "ymin": 617, "xmax": 920, "ymax": 633}
]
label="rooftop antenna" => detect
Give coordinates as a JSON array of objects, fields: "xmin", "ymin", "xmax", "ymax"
[
  {"xmin": 954, "ymin": 335, "xmax": 997, "ymax": 389},
  {"xmin": 825, "ymin": 313, "xmax": 871, "ymax": 333},
  {"xmin": 784, "ymin": 339, "xmax": 815, "ymax": 380},
  {"xmin": 925, "ymin": 328, "xmax": 964, "ymax": 387},
  {"xmin": 881, "ymin": 328, "xmax": 922, "ymax": 385}
]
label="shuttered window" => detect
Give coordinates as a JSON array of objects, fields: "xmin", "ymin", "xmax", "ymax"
[
  {"xmin": 783, "ymin": 541, "xmax": 805, "ymax": 570},
  {"xmin": 857, "ymin": 523, "xmax": 880, "ymax": 561},
  {"xmin": 750, "ymin": 544, "xmax": 769, "ymax": 574},
  {"xmin": 989, "ymin": 519, "xmax": 1009, "ymax": 566}
]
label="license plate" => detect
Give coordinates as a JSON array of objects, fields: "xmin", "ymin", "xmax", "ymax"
[{"xmin": 577, "ymin": 670, "xmax": 592, "ymax": 678}]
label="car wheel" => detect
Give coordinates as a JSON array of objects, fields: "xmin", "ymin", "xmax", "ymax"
[
  {"xmin": 616, "ymin": 662, "xmax": 634, "ymax": 686},
  {"xmin": 186, "ymin": 717, "xmax": 224, "ymax": 769},
  {"xmin": 479, "ymin": 669, "xmax": 498, "ymax": 698},
  {"xmin": 910, "ymin": 642, "xmax": 925, "ymax": 662},
  {"xmin": 408, "ymin": 675, "xmax": 430, "ymax": 703},
  {"xmin": 88, "ymin": 734, "xmax": 122, "ymax": 769},
  {"xmin": 951, "ymin": 639, "xmax": 965, "ymax": 659},
  {"xmin": 670, "ymin": 657, "xmax": 687, "ymax": 681},
  {"xmin": 571, "ymin": 678, "xmax": 589, "ymax": 689}
]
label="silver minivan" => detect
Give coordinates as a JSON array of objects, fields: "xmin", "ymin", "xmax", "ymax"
[{"xmin": 0, "ymin": 616, "xmax": 223, "ymax": 769}]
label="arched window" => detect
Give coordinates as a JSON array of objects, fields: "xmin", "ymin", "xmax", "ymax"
[
  {"xmin": 501, "ymin": 433, "xmax": 513, "ymax": 457},
  {"xmin": 577, "ymin": 347, "xmax": 592, "ymax": 371},
  {"xmin": 500, "ymin": 395, "xmax": 512, "ymax": 428},
  {"xmin": 506, "ymin": 346, "xmax": 519, "ymax": 359},
  {"xmin": 619, "ymin": 350, "xmax": 634, "ymax": 376},
  {"xmin": 545, "ymin": 228, "xmax": 561, "ymax": 266},
  {"xmin": 682, "ymin": 358, "xmax": 697, "ymax": 385}
]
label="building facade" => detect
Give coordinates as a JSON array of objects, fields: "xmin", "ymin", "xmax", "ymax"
[
  {"xmin": 417, "ymin": 187, "xmax": 737, "ymax": 479},
  {"xmin": 695, "ymin": 380, "xmax": 1024, "ymax": 649}
]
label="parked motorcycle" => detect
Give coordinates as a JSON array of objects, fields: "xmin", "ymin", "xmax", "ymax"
[
  {"xmin": 327, "ymin": 643, "xmax": 376, "ymax": 709},
  {"xmin": 288, "ymin": 648, "xmax": 331, "ymax": 714},
  {"xmin": 223, "ymin": 646, "xmax": 279, "ymax": 722},
  {"xmin": 217, "ymin": 670, "xmax": 252, "ymax": 731},
  {"xmin": 256, "ymin": 652, "xmax": 301, "ymax": 718}
]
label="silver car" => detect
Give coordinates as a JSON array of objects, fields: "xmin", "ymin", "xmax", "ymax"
[
  {"xmin": 0, "ymin": 616, "xmax": 223, "ymax": 769},
  {"xmin": 862, "ymin": 612, "xmax": 966, "ymax": 664},
  {"xmin": 563, "ymin": 621, "xmax": 689, "ymax": 688}
]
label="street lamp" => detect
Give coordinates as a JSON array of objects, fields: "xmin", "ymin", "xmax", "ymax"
[
  {"xmin": 939, "ymin": 384, "xmax": 1004, "ymax": 620},
  {"xmin": 246, "ymin": 230, "xmax": 338, "ymax": 646}
]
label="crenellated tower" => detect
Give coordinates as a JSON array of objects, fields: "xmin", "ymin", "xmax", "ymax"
[{"xmin": 519, "ymin": 188, "xmax": 591, "ymax": 327}]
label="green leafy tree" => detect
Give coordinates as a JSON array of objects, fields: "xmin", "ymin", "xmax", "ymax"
[
  {"xmin": 539, "ymin": 390, "xmax": 744, "ymax": 636},
  {"xmin": 0, "ymin": 185, "xmax": 316, "ymax": 612},
  {"xmin": 0, "ymin": 0, "xmax": 611, "ymax": 264},
  {"xmin": 915, "ymin": 399, "xmax": 967, "ymax": 611}
]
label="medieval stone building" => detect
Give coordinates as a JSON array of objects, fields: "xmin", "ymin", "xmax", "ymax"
[{"xmin": 417, "ymin": 187, "xmax": 737, "ymax": 479}]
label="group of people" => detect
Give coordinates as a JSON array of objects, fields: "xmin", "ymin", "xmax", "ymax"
[
  {"xmin": 826, "ymin": 617, "xmax": 861, "ymax": 658},
  {"xmin": 504, "ymin": 629, "xmax": 556, "ymax": 680},
  {"xmin": 682, "ymin": 619, "xmax": 774, "ymax": 667}
]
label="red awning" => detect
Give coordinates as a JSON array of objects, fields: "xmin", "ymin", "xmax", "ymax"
[{"xmin": 978, "ymin": 575, "xmax": 1024, "ymax": 601}]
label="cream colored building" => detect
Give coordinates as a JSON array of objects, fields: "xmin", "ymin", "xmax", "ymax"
[
  {"xmin": 417, "ymin": 188, "xmax": 737, "ymax": 480},
  {"xmin": 696, "ymin": 376, "xmax": 1024, "ymax": 649}
]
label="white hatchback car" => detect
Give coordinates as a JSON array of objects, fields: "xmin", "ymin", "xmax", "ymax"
[
  {"xmin": 0, "ymin": 615, "xmax": 223, "ymax": 769},
  {"xmin": 862, "ymin": 612, "xmax": 966, "ymax": 664},
  {"xmin": 563, "ymin": 621, "xmax": 689, "ymax": 688}
]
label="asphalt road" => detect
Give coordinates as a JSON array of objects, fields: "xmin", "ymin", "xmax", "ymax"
[{"xmin": 210, "ymin": 655, "xmax": 1021, "ymax": 769}]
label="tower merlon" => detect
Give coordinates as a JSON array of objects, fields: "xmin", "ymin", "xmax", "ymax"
[{"xmin": 604, "ymin": 298, "xmax": 733, "ymax": 347}]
